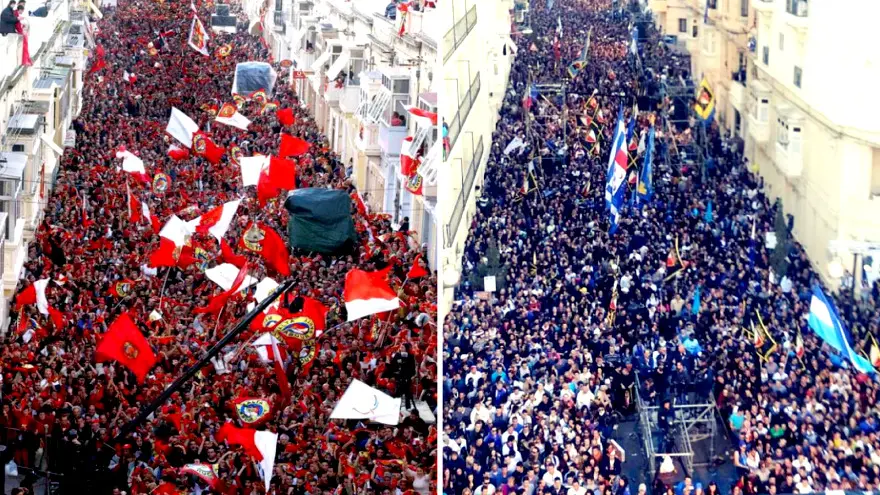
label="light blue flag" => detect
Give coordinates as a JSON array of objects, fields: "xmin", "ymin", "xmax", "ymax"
[
  {"xmin": 808, "ymin": 284, "xmax": 875, "ymax": 374},
  {"xmin": 692, "ymin": 285, "xmax": 702, "ymax": 315},
  {"xmin": 704, "ymin": 201, "xmax": 714, "ymax": 223}
]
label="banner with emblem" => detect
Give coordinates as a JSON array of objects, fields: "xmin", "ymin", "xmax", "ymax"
[
  {"xmin": 187, "ymin": 13, "xmax": 210, "ymax": 56},
  {"xmin": 152, "ymin": 173, "xmax": 171, "ymax": 194},
  {"xmin": 180, "ymin": 463, "xmax": 221, "ymax": 489},
  {"xmin": 404, "ymin": 173, "xmax": 423, "ymax": 196},
  {"xmin": 108, "ymin": 279, "xmax": 135, "ymax": 298},
  {"xmin": 694, "ymin": 76, "xmax": 715, "ymax": 122},
  {"xmin": 232, "ymin": 397, "xmax": 273, "ymax": 426}
]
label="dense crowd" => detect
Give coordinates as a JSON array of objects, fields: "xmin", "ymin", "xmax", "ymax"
[
  {"xmin": 2, "ymin": 0, "xmax": 437, "ymax": 493},
  {"xmin": 442, "ymin": 0, "xmax": 880, "ymax": 494}
]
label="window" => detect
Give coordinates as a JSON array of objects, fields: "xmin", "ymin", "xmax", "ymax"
[
  {"xmin": 692, "ymin": 23, "xmax": 698, "ymax": 38},
  {"xmin": 793, "ymin": 66, "xmax": 802, "ymax": 88},
  {"xmin": 11, "ymin": 144, "xmax": 24, "ymax": 152},
  {"xmin": 777, "ymin": 118, "xmax": 790, "ymax": 150},
  {"xmin": 708, "ymin": 0, "xmax": 717, "ymax": 8},
  {"xmin": 330, "ymin": 44, "xmax": 343, "ymax": 66},
  {"xmin": 741, "ymin": 0, "xmax": 748, "ymax": 16},
  {"xmin": 678, "ymin": 18, "xmax": 687, "ymax": 33},
  {"xmin": 0, "ymin": 179, "xmax": 21, "ymax": 241},
  {"xmin": 349, "ymin": 49, "xmax": 365, "ymax": 85},
  {"xmin": 734, "ymin": 110, "xmax": 742, "ymax": 135},
  {"xmin": 762, "ymin": 46, "xmax": 769, "ymax": 65},
  {"xmin": 381, "ymin": 76, "xmax": 411, "ymax": 126},
  {"xmin": 778, "ymin": 33, "xmax": 784, "ymax": 51}
]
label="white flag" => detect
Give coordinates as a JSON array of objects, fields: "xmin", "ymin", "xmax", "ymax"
[
  {"xmin": 166, "ymin": 107, "xmax": 200, "ymax": 148},
  {"xmin": 330, "ymin": 379, "xmax": 401, "ymax": 425}
]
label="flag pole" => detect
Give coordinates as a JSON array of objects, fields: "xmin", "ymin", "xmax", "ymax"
[{"xmin": 105, "ymin": 278, "xmax": 296, "ymax": 450}]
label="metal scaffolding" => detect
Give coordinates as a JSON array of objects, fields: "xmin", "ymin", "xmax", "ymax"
[{"xmin": 635, "ymin": 375, "xmax": 722, "ymax": 477}]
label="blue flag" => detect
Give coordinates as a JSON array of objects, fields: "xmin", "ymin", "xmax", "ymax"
[
  {"xmin": 704, "ymin": 201, "xmax": 713, "ymax": 223},
  {"xmin": 636, "ymin": 127, "xmax": 654, "ymax": 204},
  {"xmin": 692, "ymin": 285, "xmax": 702, "ymax": 315}
]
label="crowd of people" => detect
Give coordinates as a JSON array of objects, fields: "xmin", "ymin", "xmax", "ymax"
[
  {"xmin": 442, "ymin": 0, "xmax": 880, "ymax": 494},
  {"xmin": 1, "ymin": 0, "xmax": 437, "ymax": 493}
]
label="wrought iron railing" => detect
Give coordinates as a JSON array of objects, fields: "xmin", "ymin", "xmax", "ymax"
[
  {"xmin": 442, "ymin": 5, "xmax": 477, "ymax": 64},
  {"xmin": 445, "ymin": 72, "xmax": 480, "ymax": 155},
  {"xmin": 445, "ymin": 136, "xmax": 484, "ymax": 247}
]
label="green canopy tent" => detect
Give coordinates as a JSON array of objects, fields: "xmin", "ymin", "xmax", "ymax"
[{"xmin": 284, "ymin": 188, "xmax": 357, "ymax": 254}]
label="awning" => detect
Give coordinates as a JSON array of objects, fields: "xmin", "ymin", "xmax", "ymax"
[
  {"xmin": 41, "ymin": 134, "xmax": 63, "ymax": 156},
  {"xmin": 0, "ymin": 153, "xmax": 28, "ymax": 180},
  {"xmin": 326, "ymin": 49, "xmax": 350, "ymax": 81},
  {"xmin": 310, "ymin": 47, "xmax": 333, "ymax": 72}
]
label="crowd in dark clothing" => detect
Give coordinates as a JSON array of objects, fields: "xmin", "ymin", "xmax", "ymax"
[
  {"xmin": 442, "ymin": 0, "xmax": 880, "ymax": 494},
  {"xmin": 2, "ymin": 0, "xmax": 437, "ymax": 493}
]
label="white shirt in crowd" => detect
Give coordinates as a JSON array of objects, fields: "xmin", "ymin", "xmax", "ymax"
[
  {"xmin": 474, "ymin": 484, "xmax": 496, "ymax": 495},
  {"xmin": 542, "ymin": 467, "xmax": 563, "ymax": 486}
]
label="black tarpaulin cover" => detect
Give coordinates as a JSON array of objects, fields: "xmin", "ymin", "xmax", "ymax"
[
  {"xmin": 232, "ymin": 62, "xmax": 277, "ymax": 97},
  {"xmin": 284, "ymin": 188, "xmax": 357, "ymax": 254}
]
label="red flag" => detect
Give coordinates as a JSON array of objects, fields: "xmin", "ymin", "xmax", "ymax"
[
  {"xmin": 15, "ymin": 284, "xmax": 37, "ymax": 309},
  {"xmin": 279, "ymin": 134, "xmax": 310, "ymax": 158},
  {"xmin": 276, "ymin": 108, "xmax": 295, "ymax": 127},
  {"xmin": 215, "ymin": 424, "xmax": 269, "ymax": 460},
  {"xmin": 407, "ymin": 254, "xmax": 429, "ymax": 279},
  {"xmin": 95, "ymin": 313, "xmax": 157, "ymax": 383},
  {"xmin": 89, "ymin": 57, "xmax": 106, "ymax": 74},
  {"xmin": 256, "ymin": 156, "xmax": 297, "ymax": 206},
  {"xmin": 167, "ymin": 145, "xmax": 190, "ymax": 161},
  {"xmin": 191, "ymin": 131, "xmax": 226, "ymax": 165},
  {"xmin": 220, "ymin": 239, "xmax": 247, "ymax": 268},
  {"xmin": 48, "ymin": 307, "xmax": 65, "ymax": 330},
  {"xmin": 193, "ymin": 263, "xmax": 249, "ymax": 315},
  {"xmin": 240, "ymin": 223, "xmax": 290, "ymax": 276}
]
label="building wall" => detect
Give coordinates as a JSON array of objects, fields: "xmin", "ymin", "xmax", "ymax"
[
  {"xmin": 439, "ymin": 0, "xmax": 514, "ymax": 320},
  {"xmin": 743, "ymin": 0, "xmax": 880, "ymax": 286},
  {"xmin": 0, "ymin": 0, "xmax": 82, "ymax": 331}
]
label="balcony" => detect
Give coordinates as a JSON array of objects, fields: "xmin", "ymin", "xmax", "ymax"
[
  {"xmin": 442, "ymin": 4, "xmax": 477, "ymax": 64},
  {"xmin": 0, "ymin": 35, "xmax": 24, "ymax": 85},
  {"xmin": 446, "ymin": 72, "xmax": 481, "ymax": 154},
  {"xmin": 445, "ymin": 136, "xmax": 484, "ymax": 248},
  {"xmin": 293, "ymin": 50, "xmax": 317, "ymax": 72},
  {"xmin": 729, "ymin": 70, "xmax": 747, "ymax": 111},
  {"xmin": 355, "ymin": 122, "xmax": 381, "ymax": 155},
  {"xmin": 337, "ymin": 85, "xmax": 360, "ymax": 113},
  {"xmin": 378, "ymin": 123, "xmax": 407, "ymax": 155},
  {"xmin": 784, "ymin": 0, "xmax": 808, "ymax": 32},
  {"xmin": 752, "ymin": 0, "xmax": 774, "ymax": 13},
  {"xmin": 746, "ymin": 80, "xmax": 771, "ymax": 143}
]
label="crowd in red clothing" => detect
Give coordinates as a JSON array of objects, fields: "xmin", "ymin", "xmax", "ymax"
[{"xmin": 3, "ymin": 0, "xmax": 437, "ymax": 493}]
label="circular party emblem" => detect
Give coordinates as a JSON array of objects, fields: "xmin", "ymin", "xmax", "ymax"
[
  {"xmin": 274, "ymin": 316, "xmax": 315, "ymax": 341},
  {"xmin": 218, "ymin": 103, "xmax": 237, "ymax": 119},
  {"xmin": 123, "ymin": 342, "xmax": 139, "ymax": 359},
  {"xmin": 192, "ymin": 134, "xmax": 207, "ymax": 155},
  {"xmin": 152, "ymin": 173, "xmax": 170, "ymax": 194},
  {"xmin": 236, "ymin": 398, "xmax": 271, "ymax": 424},
  {"xmin": 262, "ymin": 313, "xmax": 284, "ymax": 330},
  {"xmin": 242, "ymin": 224, "xmax": 265, "ymax": 252},
  {"xmin": 299, "ymin": 344, "xmax": 315, "ymax": 365},
  {"xmin": 229, "ymin": 145, "xmax": 242, "ymax": 165},
  {"xmin": 279, "ymin": 59, "xmax": 293, "ymax": 68},
  {"xmin": 115, "ymin": 281, "xmax": 132, "ymax": 298}
]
